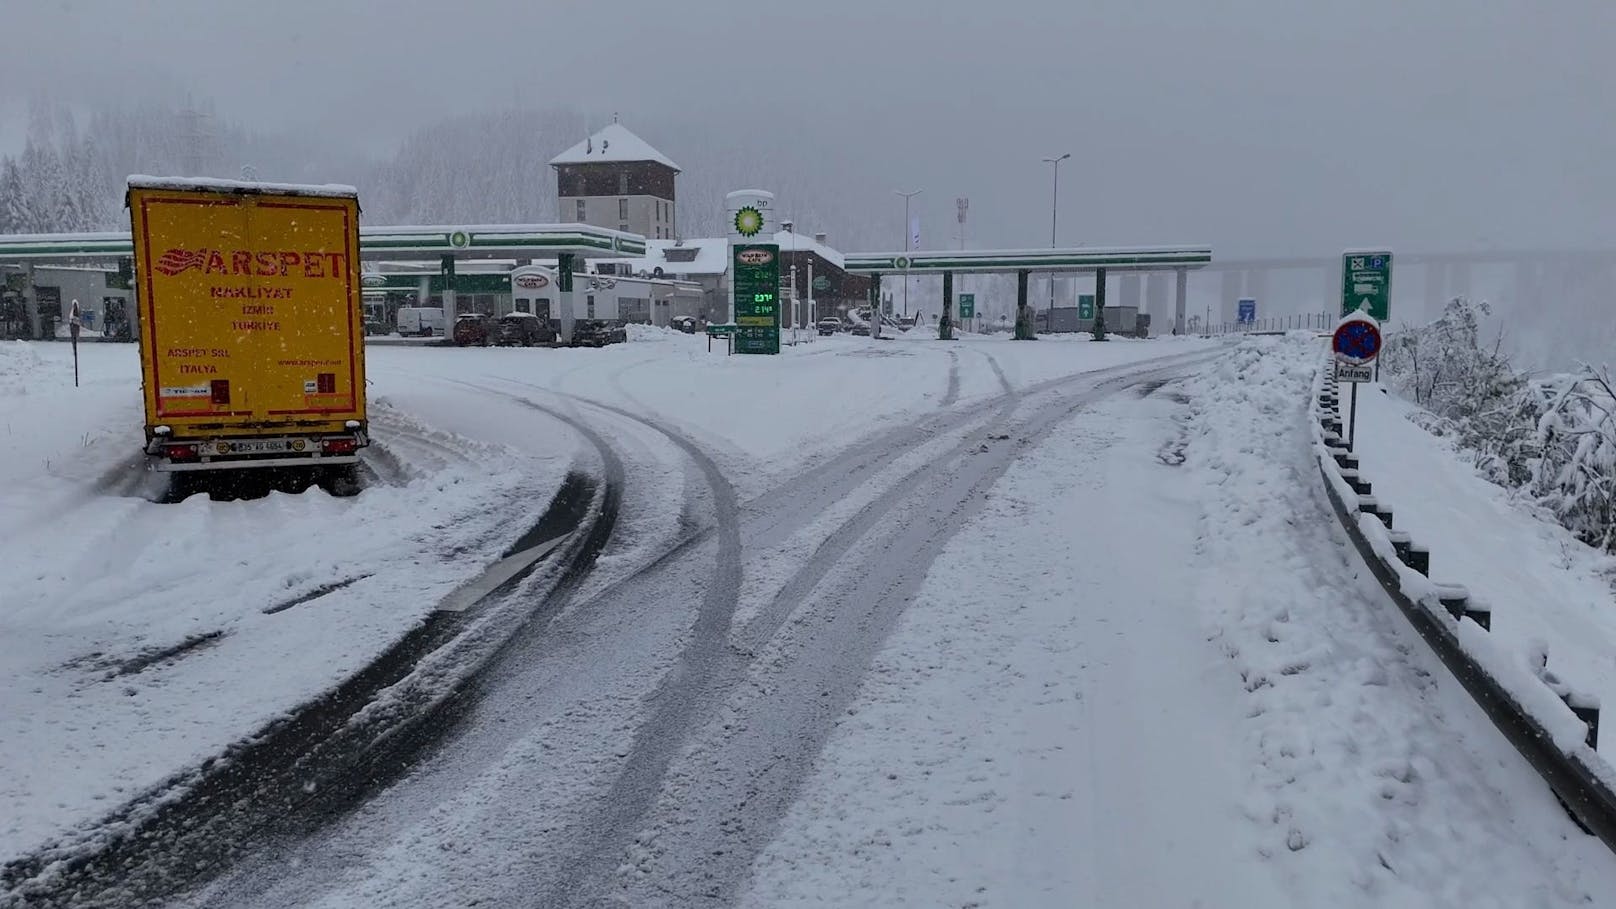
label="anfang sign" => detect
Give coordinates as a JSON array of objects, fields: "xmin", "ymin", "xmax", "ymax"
[{"xmin": 1335, "ymin": 362, "xmax": 1374, "ymax": 383}]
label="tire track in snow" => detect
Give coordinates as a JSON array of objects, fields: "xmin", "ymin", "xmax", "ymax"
[
  {"xmin": 941, "ymin": 349, "xmax": 961, "ymax": 407},
  {"xmin": 462, "ymin": 379, "xmax": 749, "ymax": 906},
  {"xmin": 975, "ymin": 346, "xmax": 1013, "ymax": 396},
  {"xmin": 732, "ymin": 392, "xmax": 1019, "ymax": 657},
  {"xmin": 598, "ymin": 355, "xmax": 1220, "ymax": 907}
]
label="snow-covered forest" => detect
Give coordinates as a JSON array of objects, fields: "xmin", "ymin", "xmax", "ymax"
[{"xmin": 0, "ymin": 99, "xmax": 887, "ymax": 248}]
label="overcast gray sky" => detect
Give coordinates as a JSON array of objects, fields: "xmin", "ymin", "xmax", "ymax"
[{"xmin": 3, "ymin": 0, "xmax": 1612, "ymax": 255}]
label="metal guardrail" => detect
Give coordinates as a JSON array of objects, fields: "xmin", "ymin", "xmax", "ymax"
[{"xmin": 1310, "ymin": 362, "xmax": 1616, "ymax": 849}]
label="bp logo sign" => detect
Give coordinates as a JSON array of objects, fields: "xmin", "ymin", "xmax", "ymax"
[
  {"xmin": 895, "ymin": 255, "xmax": 912, "ymax": 270},
  {"xmin": 360, "ymin": 272, "xmax": 387, "ymax": 288},
  {"xmin": 448, "ymin": 230, "xmax": 471, "ymax": 249},
  {"xmin": 733, "ymin": 206, "xmax": 764, "ymax": 237}
]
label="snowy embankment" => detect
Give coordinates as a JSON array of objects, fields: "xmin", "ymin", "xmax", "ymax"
[
  {"xmin": 1330, "ymin": 358, "xmax": 1616, "ymax": 831},
  {"xmin": 743, "ymin": 334, "xmax": 1616, "ymax": 907},
  {"xmin": 0, "ymin": 341, "xmax": 575, "ymax": 863}
]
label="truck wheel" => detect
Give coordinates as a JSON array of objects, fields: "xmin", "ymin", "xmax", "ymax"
[
  {"xmin": 322, "ymin": 465, "xmax": 362, "ymax": 498},
  {"xmin": 163, "ymin": 472, "xmax": 200, "ymax": 503}
]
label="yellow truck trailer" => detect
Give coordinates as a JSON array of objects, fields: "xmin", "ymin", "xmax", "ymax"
[{"xmin": 127, "ymin": 177, "xmax": 368, "ymax": 489}]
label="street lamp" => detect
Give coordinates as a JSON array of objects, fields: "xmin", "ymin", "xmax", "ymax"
[
  {"xmin": 1042, "ymin": 153, "xmax": 1070, "ymax": 327},
  {"xmin": 895, "ymin": 189, "xmax": 922, "ymax": 320},
  {"xmin": 782, "ymin": 220, "xmax": 795, "ymax": 336}
]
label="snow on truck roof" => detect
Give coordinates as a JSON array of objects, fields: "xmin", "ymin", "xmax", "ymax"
[{"xmin": 126, "ymin": 175, "xmax": 359, "ymax": 198}]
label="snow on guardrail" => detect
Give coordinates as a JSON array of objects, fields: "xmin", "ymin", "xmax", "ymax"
[{"xmin": 1309, "ymin": 353, "xmax": 1616, "ymax": 849}]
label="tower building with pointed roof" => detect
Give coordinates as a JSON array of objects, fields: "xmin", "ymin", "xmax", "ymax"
[{"xmin": 549, "ymin": 120, "xmax": 680, "ymax": 240}]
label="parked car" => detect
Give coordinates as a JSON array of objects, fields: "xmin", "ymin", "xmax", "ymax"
[
  {"xmin": 849, "ymin": 322, "xmax": 871, "ymax": 336},
  {"xmin": 495, "ymin": 311, "xmax": 555, "ymax": 346},
  {"xmin": 570, "ymin": 320, "xmax": 628, "ymax": 347},
  {"xmin": 670, "ymin": 315, "xmax": 699, "ymax": 334},
  {"xmin": 363, "ymin": 317, "xmax": 388, "ymax": 336},
  {"xmin": 452, "ymin": 312, "xmax": 491, "ymax": 346},
  {"xmin": 816, "ymin": 318, "xmax": 841, "ymax": 336}
]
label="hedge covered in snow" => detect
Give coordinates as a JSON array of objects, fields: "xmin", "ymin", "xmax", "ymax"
[{"xmin": 1381, "ymin": 297, "xmax": 1616, "ymax": 553}]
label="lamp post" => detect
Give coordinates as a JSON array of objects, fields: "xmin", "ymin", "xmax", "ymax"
[
  {"xmin": 782, "ymin": 219, "xmax": 795, "ymax": 337},
  {"xmin": 895, "ymin": 189, "xmax": 922, "ymax": 320},
  {"xmin": 1042, "ymin": 153, "xmax": 1070, "ymax": 329}
]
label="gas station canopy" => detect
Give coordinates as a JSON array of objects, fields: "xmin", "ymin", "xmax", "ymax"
[
  {"xmin": 0, "ymin": 223, "xmax": 645, "ymax": 264},
  {"xmin": 843, "ymin": 245, "xmax": 1212, "ymax": 274}
]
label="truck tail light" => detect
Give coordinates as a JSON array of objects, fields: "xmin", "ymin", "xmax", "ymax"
[
  {"xmin": 322, "ymin": 438, "xmax": 358, "ymax": 455},
  {"xmin": 164, "ymin": 442, "xmax": 200, "ymax": 460},
  {"xmin": 210, "ymin": 379, "xmax": 231, "ymax": 405}
]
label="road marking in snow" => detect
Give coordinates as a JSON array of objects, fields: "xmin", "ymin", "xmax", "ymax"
[{"xmin": 435, "ymin": 535, "xmax": 569, "ymax": 613}]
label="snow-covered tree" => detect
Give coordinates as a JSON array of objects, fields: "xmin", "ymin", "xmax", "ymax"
[{"xmin": 0, "ymin": 159, "xmax": 25, "ymax": 233}]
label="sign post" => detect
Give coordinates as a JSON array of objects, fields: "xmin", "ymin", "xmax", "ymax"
[
  {"xmin": 732, "ymin": 245, "xmax": 781, "ymax": 354},
  {"xmin": 1332, "ymin": 313, "xmax": 1382, "ymax": 451},
  {"xmin": 1341, "ymin": 250, "xmax": 1392, "ymax": 321},
  {"xmin": 706, "ymin": 322, "xmax": 736, "ymax": 355},
  {"xmin": 958, "ymin": 293, "xmax": 975, "ymax": 330},
  {"xmin": 69, "ymin": 299, "xmax": 81, "ymax": 387}
]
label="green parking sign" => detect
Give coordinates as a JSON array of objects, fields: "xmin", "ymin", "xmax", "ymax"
[
  {"xmin": 1078, "ymin": 294, "xmax": 1095, "ymax": 320},
  {"xmin": 1341, "ymin": 251, "xmax": 1392, "ymax": 321},
  {"xmin": 958, "ymin": 293, "xmax": 975, "ymax": 319}
]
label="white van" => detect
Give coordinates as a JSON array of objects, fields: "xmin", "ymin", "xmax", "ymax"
[{"xmin": 396, "ymin": 306, "xmax": 446, "ymax": 337}]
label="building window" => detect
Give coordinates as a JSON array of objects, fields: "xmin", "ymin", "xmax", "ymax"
[
  {"xmin": 618, "ymin": 173, "xmax": 628, "ymax": 194},
  {"xmin": 619, "ymin": 198, "xmax": 629, "ymax": 221},
  {"xmin": 575, "ymin": 199, "xmax": 585, "ymax": 221},
  {"xmin": 586, "ymin": 295, "xmax": 596, "ymax": 318}
]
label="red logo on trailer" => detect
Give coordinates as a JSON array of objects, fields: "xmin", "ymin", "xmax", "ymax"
[
  {"xmin": 153, "ymin": 247, "xmax": 348, "ymax": 278},
  {"xmin": 156, "ymin": 248, "xmax": 208, "ymax": 275}
]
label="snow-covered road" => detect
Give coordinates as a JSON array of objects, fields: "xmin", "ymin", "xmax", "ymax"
[
  {"xmin": 743, "ymin": 336, "xmax": 1616, "ymax": 908},
  {"xmin": 10, "ymin": 330, "xmax": 1615, "ymax": 908}
]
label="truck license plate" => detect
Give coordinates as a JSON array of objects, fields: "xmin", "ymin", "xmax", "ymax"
[{"xmin": 214, "ymin": 439, "xmax": 289, "ymax": 454}]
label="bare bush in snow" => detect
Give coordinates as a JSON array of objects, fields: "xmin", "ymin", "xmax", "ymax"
[
  {"xmin": 1526, "ymin": 369, "xmax": 1616, "ymax": 552},
  {"xmin": 1381, "ymin": 297, "xmax": 1616, "ymax": 553}
]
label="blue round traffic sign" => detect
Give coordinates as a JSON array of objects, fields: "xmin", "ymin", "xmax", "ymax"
[{"xmin": 1333, "ymin": 319, "xmax": 1381, "ymax": 361}]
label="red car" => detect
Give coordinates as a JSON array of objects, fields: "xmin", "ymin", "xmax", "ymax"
[{"xmin": 452, "ymin": 313, "xmax": 491, "ymax": 346}]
